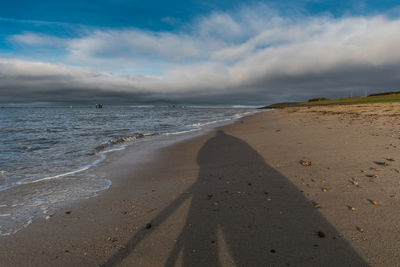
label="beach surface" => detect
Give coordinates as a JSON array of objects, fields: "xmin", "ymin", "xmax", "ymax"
[{"xmin": 2, "ymin": 103, "xmax": 400, "ymax": 266}]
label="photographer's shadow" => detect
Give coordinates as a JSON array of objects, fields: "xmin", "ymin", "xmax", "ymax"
[{"xmin": 103, "ymin": 130, "xmax": 367, "ymax": 266}]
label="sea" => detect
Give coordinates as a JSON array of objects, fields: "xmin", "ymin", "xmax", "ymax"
[{"xmin": 0, "ymin": 105, "xmax": 260, "ymax": 236}]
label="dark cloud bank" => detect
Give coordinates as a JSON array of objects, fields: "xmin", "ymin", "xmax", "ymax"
[{"xmin": 2, "ymin": 8, "xmax": 400, "ymax": 105}]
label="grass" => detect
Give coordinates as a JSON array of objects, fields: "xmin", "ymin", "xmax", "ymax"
[{"xmin": 262, "ymin": 93, "xmax": 400, "ymax": 109}]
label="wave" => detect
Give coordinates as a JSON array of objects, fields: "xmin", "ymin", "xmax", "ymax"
[
  {"xmin": 232, "ymin": 110, "xmax": 261, "ymax": 119},
  {"xmin": 16, "ymin": 154, "xmax": 107, "ymax": 186},
  {"xmin": 163, "ymin": 128, "xmax": 200, "ymax": 135},
  {"xmin": 191, "ymin": 118, "xmax": 232, "ymax": 128},
  {"xmin": 94, "ymin": 132, "xmax": 159, "ymax": 152}
]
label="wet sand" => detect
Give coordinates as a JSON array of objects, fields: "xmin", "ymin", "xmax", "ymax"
[{"xmin": 2, "ymin": 103, "xmax": 400, "ymax": 266}]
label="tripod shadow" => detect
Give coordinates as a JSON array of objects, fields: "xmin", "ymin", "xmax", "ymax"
[{"xmin": 102, "ymin": 130, "xmax": 367, "ymax": 266}]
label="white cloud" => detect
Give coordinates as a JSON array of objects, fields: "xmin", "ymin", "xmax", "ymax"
[
  {"xmin": 67, "ymin": 30, "xmax": 204, "ymax": 62},
  {"xmin": 10, "ymin": 32, "xmax": 67, "ymax": 47},
  {"xmin": 5, "ymin": 5, "xmax": 400, "ymax": 103}
]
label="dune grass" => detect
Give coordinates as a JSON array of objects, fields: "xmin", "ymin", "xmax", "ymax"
[{"xmin": 263, "ymin": 93, "xmax": 400, "ymax": 109}]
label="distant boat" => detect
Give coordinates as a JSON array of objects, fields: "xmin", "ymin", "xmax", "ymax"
[{"xmin": 96, "ymin": 104, "xmax": 103, "ymax": 109}]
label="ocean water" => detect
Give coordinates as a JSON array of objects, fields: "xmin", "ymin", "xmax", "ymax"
[{"xmin": 0, "ymin": 105, "xmax": 258, "ymax": 236}]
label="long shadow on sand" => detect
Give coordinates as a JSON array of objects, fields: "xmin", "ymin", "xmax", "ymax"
[{"xmin": 102, "ymin": 130, "xmax": 368, "ymax": 266}]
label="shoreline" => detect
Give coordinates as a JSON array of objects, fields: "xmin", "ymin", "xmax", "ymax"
[
  {"xmin": 2, "ymin": 104, "xmax": 400, "ymax": 266},
  {"xmin": 0, "ymin": 107, "xmax": 260, "ymax": 237}
]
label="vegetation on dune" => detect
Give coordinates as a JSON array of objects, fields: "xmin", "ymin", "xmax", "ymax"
[{"xmin": 261, "ymin": 92, "xmax": 400, "ymax": 109}]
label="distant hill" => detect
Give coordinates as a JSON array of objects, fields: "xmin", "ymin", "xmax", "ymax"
[
  {"xmin": 368, "ymin": 91, "xmax": 400, "ymax": 97},
  {"xmin": 261, "ymin": 91, "xmax": 400, "ymax": 109}
]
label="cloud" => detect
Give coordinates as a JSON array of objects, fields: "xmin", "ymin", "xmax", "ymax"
[
  {"xmin": 67, "ymin": 29, "xmax": 204, "ymax": 62},
  {"xmin": 4, "ymin": 4, "xmax": 400, "ymax": 104},
  {"xmin": 10, "ymin": 32, "xmax": 67, "ymax": 47}
]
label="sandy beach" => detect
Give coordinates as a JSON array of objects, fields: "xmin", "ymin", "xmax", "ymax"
[{"xmin": 3, "ymin": 103, "xmax": 400, "ymax": 266}]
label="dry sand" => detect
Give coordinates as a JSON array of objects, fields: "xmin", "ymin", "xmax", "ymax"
[{"xmin": 2, "ymin": 103, "xmax": 400, "ymax": 266}]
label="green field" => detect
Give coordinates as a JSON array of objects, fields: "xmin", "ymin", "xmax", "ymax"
[{"xmin": 262, "ymin": 93, "xmax": 400, "ymax": 109}]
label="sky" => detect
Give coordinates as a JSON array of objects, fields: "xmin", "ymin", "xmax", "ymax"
[{"xmin": 1, "ymin": 0, "xmax": 400, "ymax": 105}]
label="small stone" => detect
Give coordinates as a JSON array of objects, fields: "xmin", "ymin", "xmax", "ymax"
[
  {"xmin": 65, "ymin": 211, "xmax": 72, "ymax": 214},
  {"xmin": 387, "ymin": 158, "xmax": 395, "ymax": 162},
  {"xmin": 146, "ymin": 223, "xmax": 152, "ymax": 229},
  {"xmin": 64, "ymin": 250, "xmax": 70, "ymax": 255},
  {"xmin": 361, "ymin": 170, "xmax": 366, "ymax": 173},
  {"xmin": 374, "ymin": 161, "xmax": 388, "ymax": 166},
  {"xmin": 322, "ymin": 188, "xmax": 329, "ymax": 192},
  {"xmin": 313, "ymin": 202, "xmax": 321, "ymax": 208},
  {"xmin": 270, "ymin": 249, "xmax": 276, "ymax": 253},
  {"xmin": 45, "ymin": 215, "xmax": 51, "ymax": 220},
  {"xmin": 371, "ymin": 200, "xmax": 379, "ymax": 205},
  {"xmin": 73, "ymin": 217, "xmax": 80, "ymax": 221},
  {"xmin": 317, "ymin": 231, "xmax": 326, "ymax": 238},
  {"xmin": 356, "ymin": 226, "xmax": 364, "ymax": 233},
  {"xmin": 248, "ymin": 183, "xmax": 252, "ymax": 186},
  {"xmin": 370, "ymin": 167, "xmax": 380, "ymax": 171},
  {"xmin": 300, "ymin": 160, "xmax": 312, "ymax": 166}
]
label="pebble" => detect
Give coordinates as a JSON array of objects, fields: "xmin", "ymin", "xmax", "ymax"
[
  {"xmin": 45, "ymin": 215, "xmax": 51, "ymax": 220},
  {"xmin": 317, "ymin": 231, "xmax": 326, "ymax": 238},
  {"xmin": 322, "ymin": 188, "xmax": 329, "ymax": 192},
  {"xmin": 356, "ymin": 226, "xmax": 365, "ymax": 233},
  {"xmin": 146, "ymin": 223, "xmax": 152, "ymax": 229},
  {"xmin": 313, "ymin": 202, "xmax": 321, "ymax": 208},
  {"xmin": 300, "ymin": 160, "xmax": 312, "ymax": 166}
]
